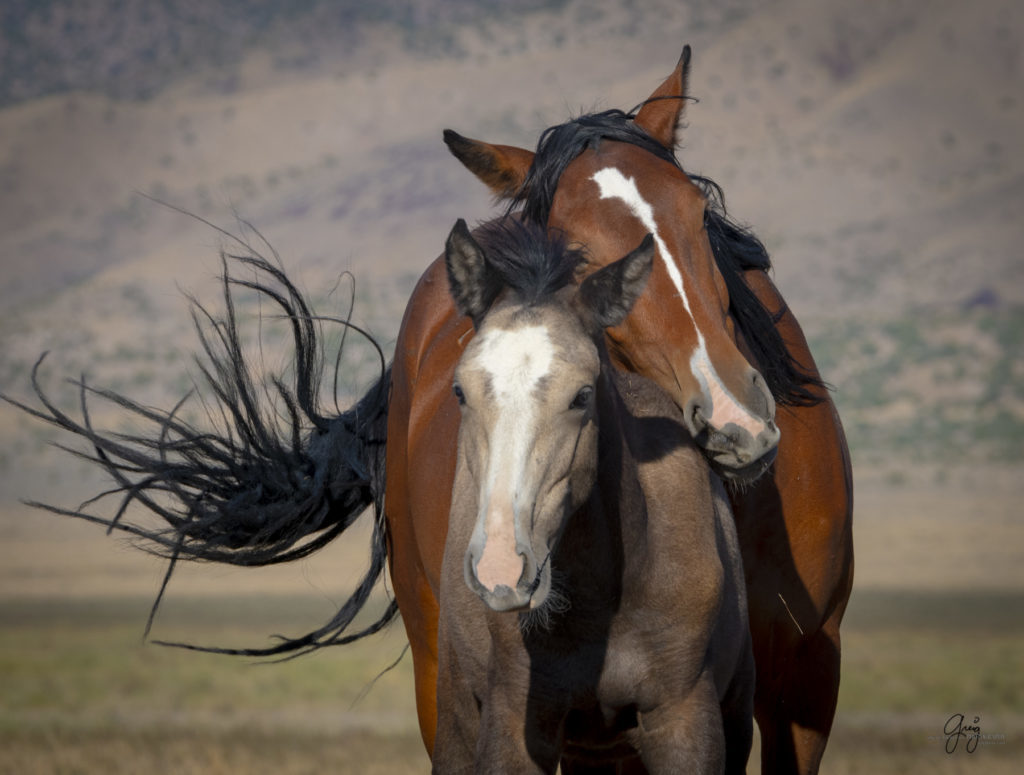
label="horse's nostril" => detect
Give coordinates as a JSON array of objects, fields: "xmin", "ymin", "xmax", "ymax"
[
  {"xmin": 750, "ymin": 371, "xmax": 776, "ymax": 419},
  {"xmin": 685, "ymin": 398, "xmax": 708, "ymax": 433}
]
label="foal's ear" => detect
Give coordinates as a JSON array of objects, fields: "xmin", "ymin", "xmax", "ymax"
[
  {"xmin": 443, "ymin": 130, "xmax": 535, "ymax": 200},
  {"xmin": 633, "ymin": 45, "xmax": 692, "ymax": 151},
  {"xmin": 445, "ymin": 219, "xmax": 492, "ymax": 325},
  {"xmin": 575, "ymin": 234, "xmax": 656, "ymax": 331}
]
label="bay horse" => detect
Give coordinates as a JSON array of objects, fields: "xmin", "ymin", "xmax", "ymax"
[
  {"xmin": 3, "ymin": 46, "xmax": 852, "ymax": 775},
  {"xmin": 432, "ymin": 216, "xmax": 753, "ymax": 774}
]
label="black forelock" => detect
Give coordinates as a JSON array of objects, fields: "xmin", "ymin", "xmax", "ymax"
[{"xmin": 475, "ymin": 218, "xmax": 586, "ymax": 309}]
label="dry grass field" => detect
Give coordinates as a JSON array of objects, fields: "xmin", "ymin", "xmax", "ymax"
[
  {"xmin": 1, "ymin": 471, "xmax": 1021, "ymax": 773},
  {"xmin": 2, "ymin": 0, "xmax": 1022, "ymax": 772}
]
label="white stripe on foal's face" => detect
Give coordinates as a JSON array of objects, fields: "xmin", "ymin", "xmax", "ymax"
[
  {"xmin": 591, "ymin": 166, "xmax": 766, "ymax": 439},
  {"xmin": 469, "ymin": 323, "xmax": 555, "ymax": 590},
  {"xmin": 475, "ymin": 324, "xmax": 555, "ymax": 406}
]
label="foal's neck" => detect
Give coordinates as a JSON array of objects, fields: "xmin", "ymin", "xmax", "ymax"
[{"xmin": 556, "ymin": 364, "xmax": 647, "ymax": 603}]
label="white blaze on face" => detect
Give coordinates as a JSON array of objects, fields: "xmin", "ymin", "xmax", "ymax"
[
  {"xmin": 471, "ymin": 323, "xmax": 555, "ymax": 590},
  {"xmin": 591, "ymin": 166, "xmax": 765, "ymax": 438},
  {"xmin": 592, "ymin": 166, "xmax": 698, "ymax": 329}
]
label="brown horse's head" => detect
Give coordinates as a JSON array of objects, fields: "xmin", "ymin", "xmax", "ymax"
[
  {"xmin": 444, "ymin": 218, "xmax": 654, "ymax": 612},
  {"xmin": 444, "ymin": 47, "xmax": 780, "ymax": 482}
]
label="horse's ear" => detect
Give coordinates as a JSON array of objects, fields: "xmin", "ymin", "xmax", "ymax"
[
  {"xmin": 633, "ymin": 45, "xmax": 692, "ymax": 151},
  {"xmin": 445, "ymin": 219, "xmax": 493, "ymax": 326},
  {"xmin": 443, "ymin": 129, "xmax": 535, "ymax": 200},
  {"xmin": 575, "ymin": 234, "xmax": 655, "ymax": 331}
]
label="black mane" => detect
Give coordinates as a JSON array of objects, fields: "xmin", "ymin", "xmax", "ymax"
[
  {"xmin": 507, "ymin": 107, "xmax": 826, "ymax": 406},
  {"xmin": 475, "ymin": 217, "xmax": 587, "ymax": 309},
  {"xmin": 509, "ymin": 108, "xmax": 678, "ymax": 226}
]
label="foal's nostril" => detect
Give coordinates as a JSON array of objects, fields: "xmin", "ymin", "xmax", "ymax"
[{"xmin": 517, "ymin": 551, "xmax": 534, "ymax": 590}]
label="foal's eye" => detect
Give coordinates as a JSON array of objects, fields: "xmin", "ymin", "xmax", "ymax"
[
  {"xmin": 453, "ymin": 384, "xmax": 466, "ymax": 405},
  {"xmin": 569, "ymin": 386, "xmax": 593, "ymax": 411}
]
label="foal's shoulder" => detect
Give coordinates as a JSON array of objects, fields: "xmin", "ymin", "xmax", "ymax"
[
  {"xmin": 610, "ymin": 368, "xmax": 702, "ymax": 453},
  {"xmin": 609, "ymin": 367, "xmax": 708, "ymax": 487}
]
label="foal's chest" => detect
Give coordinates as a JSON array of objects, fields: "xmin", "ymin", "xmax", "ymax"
[{"xmin": 535, "ymin": 607, "xmax": 704, "ymax": 723}]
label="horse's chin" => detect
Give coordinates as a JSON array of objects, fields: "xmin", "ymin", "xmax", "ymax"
[{"xmin": 710, "ymin": 445, "xmax": 777, "ymax": 487}]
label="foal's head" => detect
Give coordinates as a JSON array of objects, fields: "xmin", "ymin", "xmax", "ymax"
[{"xmin": 445, "ymin": 218, "xmax": 654, "ymax": 612}]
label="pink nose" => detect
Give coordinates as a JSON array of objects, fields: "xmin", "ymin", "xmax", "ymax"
[
  {"xmin": 682, "ymin": 368, "xmax": 779, "ymax": 480},
  {"xmin": 475, "ymin": 536, "xmax": 525, "ymax": 593},
  {"xmin": 464, "ymin": 517, "xmax": 542, "ymax": 612}
]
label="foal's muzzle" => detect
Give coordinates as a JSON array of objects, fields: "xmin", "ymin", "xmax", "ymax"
[{"xmin": 465, "ymin": 544, "xmax": 544, "ymax": 612}]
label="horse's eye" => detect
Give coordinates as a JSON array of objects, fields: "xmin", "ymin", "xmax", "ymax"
[
  {"xmin": 453, "ymin": 384, "xmax": 466, "ymax": 405},
  {"xmin": 569, "ymin": 386, "xmax": 593, "ymax": 411}
]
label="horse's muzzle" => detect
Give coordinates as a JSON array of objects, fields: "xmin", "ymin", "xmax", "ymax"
[{"xmin": 685, "ymin": 367, "xmax": 780, "ymax": 483}]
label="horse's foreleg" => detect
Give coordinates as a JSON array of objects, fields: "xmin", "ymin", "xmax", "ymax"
[{"xmin": 756, "ymin": 614, "xmax": 843, "ymax": 775}]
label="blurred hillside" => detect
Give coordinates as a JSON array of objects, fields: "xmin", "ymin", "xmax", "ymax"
[
  {"xmin": 0, "ymin": 0, "xmax": 586, "ymax": 105},
  {"xmin": 1, "ymin": 0, "xmax": 1022, "ymax": 495}
]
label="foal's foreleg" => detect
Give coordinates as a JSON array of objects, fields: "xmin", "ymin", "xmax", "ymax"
[
  {"xmin": 432, "ymin": 620, "xmax": 485, "ymax": 773},
  {"xmin": 632, "ymin": 673, "xmax": 725, "ymax": 775},
  {"xmin": 475, "ymin": 683, "xmax": 565, "ymax": 774},
  {"xmin": 431, "ymin": 671, "xmax": 478, "ymax": 773},
  {"xmin": 720, "ymin": 653, "xmax": 755, "ymax": 775}
]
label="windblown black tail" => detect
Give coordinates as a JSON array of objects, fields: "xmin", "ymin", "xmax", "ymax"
[{"xmin": 2, "ymin": 238, "xmax": 397, "ymax": 658}]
